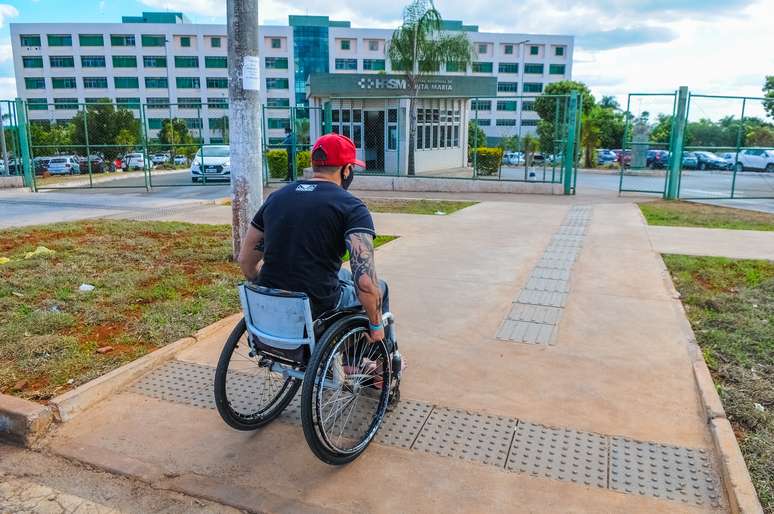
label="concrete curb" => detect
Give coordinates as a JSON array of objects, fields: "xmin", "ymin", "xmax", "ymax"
[
  {"xmin": 0, "ymin": 394, "xmax": 53, "ymax": 446},
  {"xmin": 350, "ymin": 175, "xmax": 562, "ymax": 194},
  {"xmin": 0, "ymin": 176, "xmax": 24, "ymax": 189}
]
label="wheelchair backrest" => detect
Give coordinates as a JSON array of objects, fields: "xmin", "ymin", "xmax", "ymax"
[{"xmin": 238, "ymin": 284, "xmax": 315, "ymax": 351}]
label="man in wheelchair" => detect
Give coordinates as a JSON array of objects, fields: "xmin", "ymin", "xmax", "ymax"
[{"xmin": 237, "ymin": 133, "xmax": 398, "ymax": 361}]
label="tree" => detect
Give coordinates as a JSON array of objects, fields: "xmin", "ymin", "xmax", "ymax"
[
  {"xmin": 521, "ymin": 133, "xmax": 539, "ymax": 166},
  {"xmin": 764, "ymin": 76, "xmax": 774, "ymax": 119},
  {"xmin": 71, "ymin": 100, "xmax": 141, "ymax": 161},
  {"xmin": 388, "ymin": 0, "xmax": 474, "ymax": 175},
  {"xmin": 497, "ymin": 134, "xmax": 519, "ymax": 152},
  {"xmin": 29, "ymin": 122, "xmax": 74, "ymax": 155},
  {"xmin": 599, "ymin": 95, "xmax": 621, "ymax": 110},
  {"xmin": 746, "ymin": 125, "xmax": 774, "ymax": 147},
  {"xmin": 158, "ymin": 118, "xmax": 196, "ymax": 158},
  {"xmin": 534, "ymin": 80, "xmax": 595, "ymax": 125},
  {"xmin": 467, "ymin": 120, "xmax": 486, "ymax": 148}
]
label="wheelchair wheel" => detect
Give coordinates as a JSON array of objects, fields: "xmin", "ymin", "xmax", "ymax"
[
  {"xmin": 214, "ymin": 318, "xmax": 301, "ymax": 430},
  {"xmin": 300, "ymin": 314, "xmax": 391, "ymax": 465}
]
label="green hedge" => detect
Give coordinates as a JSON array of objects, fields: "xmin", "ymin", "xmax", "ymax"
[
  {"xmin": 473, "ymin": 147, "xmax": 503, "ymax": 176},
  {"xmin": 265, "ymin": 149, "xmax": 311, "ymax": 179}
]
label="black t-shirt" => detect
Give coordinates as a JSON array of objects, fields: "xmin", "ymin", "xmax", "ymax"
[{"xmin": 251, "ymin": 180, "xmax": 375, "ymax": 315}]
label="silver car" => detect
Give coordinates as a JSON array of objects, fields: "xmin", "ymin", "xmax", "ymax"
[{"xmin": 47, "ymin": 156, "xmax": 80, "ymax": 175}]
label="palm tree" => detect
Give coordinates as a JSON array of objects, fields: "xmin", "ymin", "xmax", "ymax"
[
  {"xmin": 388, "ymin": 0, "xmax": 474, "ymax": 175},
  {"xmin": 599, "ymin": 95, "xmax": 621, "ymax": 111}
]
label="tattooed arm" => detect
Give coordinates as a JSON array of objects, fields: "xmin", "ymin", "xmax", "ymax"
[
  {"xmin": 346, "ymin": 232, "xmax": 385, "ymax": 342},
  {"xmin": 238, "ymin": 225, "xmax": 265, "ymax": 282}
]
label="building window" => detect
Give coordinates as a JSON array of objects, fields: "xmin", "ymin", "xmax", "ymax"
[
  {"xmin": 497, "ymin": 101, "xmax": 518, "ymax": 111},
  {"xmin": 144, "ymin": 77, "xmax": 168, "ymax": 88},
  {"xmin": 470, "ymin": 100, "xmax": 491, "ymax": 111},
  {"xmin": 497, "ymin": 82, "xmax": 518, "ymax": 93},
  {"xmin": 112, "ymin": 55, "xmax": 137, "ymax": 68},
  {"xmin": 83, "ymin": 77, "xmax": 108, "ymax": 88},
  {"xmin": 446, "ymin": 61, "xmax": 466, "ymax": 72},
  {"xmin": 368, "ymin": 40, "xmax": 379, "ymax": 51},
  {"xmin": 179, "ymin": 36, "xmax": 191, "ymax": 47},
  {"xmin": 530, "ymin": 45, "xmax": 539, "ymax": 55},
  {"xmin": 147, "ymin": 118, "xmax": 163, "ymax": 130},
  {"xmin": 270, "ymin": 38, "xmax": 281, "ymax": 49},
  {"xmin": 176, "ymin": 77, "xmax": 201, "ymax": 89},
  {"xmin": 211, "ymin": 37, "xmax": 221, "ymax": 48},
  {"xmin": 174, "ymin": 56, "xmax": 198, "ymax": 68},
  {"xmin": 22, "ymin": 56, "xmax": 44, "ymax": 68},
  {"xmin": 24, "ymin": 77, "xmax": 46, "ymax": 90},
  {"xmin": 116, "ymin": 97, "xmax": 141, "ymax": 110},
  {"xmin": 206, "ymin": 77, "xmax": 228, "ymax": 89},
  {"xmin": 474, "ymin": 119, "xmax": 491, "ymax": 127},
  {"xmin": 81, "ymin": 55, "xmax": 106, "ymax": 67},
  {"xmin": 340, "ymin": 39, "xmax": 351, "ymax": 50},
  {"xmin": 51, "ymin": 77, "xmax": 76, "ymax": 89},
  {"xmin": 266, "ymin": 78, "xmax": 289, "ymax": 89},
  {"xmin": 266, "ymin": 97, "xmax": 290, "ymax": 107},
  {"xmin": 49, "ymin": 56, "xmax": 75, "ymax": 68},
  {"xmin": 205, "ymin": 56, "xmax": 227, "ymax": 68},
  {"xmin": 177, "ymin": 97, "xmax": 201, "ymax": 109},
  {"xmin": 143, "ymin": 56, "xmax": 167, "ymax": 68},
  {"xmin": 524, "ymin": 63, "xmax": 544, "ymax": 74},
  {"xmin": 522, "ymin": 101, "xmax": 535, "ymax": 111},
  {"xmin": 478, "ymin": 43, "xmax": 487, "ymax": 54},
  {"xmin": 472, "ymin": 62, "xmax": 493, "ymax": 73},
  {"xmin": 20, "ymin": 34, "xmax": 42, "ymax": 47},
  {"xmin": 28, "ymin": 98, "xmax": 48, "ymax": 111},
  {"xmin": 79, "ymin": 34, "xmax": 104, "ymax": 46},
  {"xmin": 114, "ymin": 76, "xmax": 139, "ymax": 89},
  {"xmin": 265, "ymin": 57, "xmax": 288, "ymax": 69},
  {"xmin": 207, "ymin": 97, "xmax": 228, "ymax": 109},
  {"xmin": 147, "ymin": 97, "xmax": 171, "ymax": 109},
  {"xmin": 208, "ymin": 117, "xmax": 228, "ymax": 130},
  {"xmin": 141, "ymin": 34, "xmax": 165, "ymax": 47},
  {"xmin": 47, "ymin": 34, "xmax": 72, "ymax": 47},
  {"xmin": 555, "ymin": 46, "xmax": 564, "ymax": 56},
  {"xmin": 110, "ymin": 34, "xmax": 135, "ymax": 46},
  {"xmin": 363, "ymin": 59, "xmax": 385, "ymax": 71},
  {"xmin": 496, "ymin": 119, "xmax": 517, "ymax": 127},
  {"xmin": 549, "ymin": 64, "xmax": 566, "ymax": 75},
  {"xmin": 184, "ymin": 118, "xmax": 202, "ymax": 129},
  {"xmin": 267, "ymin": 118, "xmax": 290, "ymax": 129},
  {"xmin": 523, "ymin": 82, "xmax": 543, "ymax": 93},
  {"xmin": 521, "ymin": 119, "xmax": 539, "ymax": 127},
  {"xmin": 335, "ymin": 58, "xmax": 357, "ymax": 70},
  {"xmin": 54, "ymin": 98, "xmax": 78, "ymax": 110},
  {"xmin": 504, "ymin": 44, "xmax": 513, "ymax": 54}
]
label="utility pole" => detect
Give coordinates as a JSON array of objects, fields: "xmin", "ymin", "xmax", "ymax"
[{"xmin": 227, "ymin": 0, "xmax": 263, "ymax": 259}]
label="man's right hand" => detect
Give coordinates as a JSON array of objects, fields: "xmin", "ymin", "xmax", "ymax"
[{"xmin": 365, "ymin": 325, "xmax": 385, "ymax": 343}]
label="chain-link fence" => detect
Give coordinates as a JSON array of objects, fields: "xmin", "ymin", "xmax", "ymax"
[
  {"xmin": 0, "ymin": 100, "xmax": 25, "ymax": 182},
  {"xmin": 261, "ymin": 105, "xmax": 319, "ymax": 183}
]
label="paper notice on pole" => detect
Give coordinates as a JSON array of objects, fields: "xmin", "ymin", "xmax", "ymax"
[{"xmin": 242, "ymin": 56, "xmax": 260, "ymax": 91}]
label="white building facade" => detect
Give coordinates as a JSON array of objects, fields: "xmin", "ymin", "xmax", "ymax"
[{"xmin": 10, "ymin": 12, "xmax": 574, "ymax": 146}]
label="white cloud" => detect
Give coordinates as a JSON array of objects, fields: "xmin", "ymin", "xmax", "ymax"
[
  {"xmin": 0, "ymin": 43, "xmax": 11, "ymax": 63},
  {"xmin": 0, "ymin": 77, "xmax": 16, "ymax": 100},
  {"xmin": 139, "ymin": 0, "xmax": 225, "ymax": 17},
  {"xmin": 0, "ymin": 4, "xmax": 19, "ymax": 27}
]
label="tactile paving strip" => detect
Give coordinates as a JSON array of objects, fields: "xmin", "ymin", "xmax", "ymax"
[
  {"xmin": 375, "ymin": 400, "xmax": 433, "ymax": 449},
  {"xmin": 610, "ymin": 437, "xmax": 722, "ymax": 507},
  {"xmin": 516, "ymin": 289, "xmax": 568, "ymax": 308},
  {"xmin": 496, "ymin": 319, "xmax": 556, "ymax": 344},
  {"xmin": 412, "ymin": 408, "xmax": 516, "ymax": 467}
]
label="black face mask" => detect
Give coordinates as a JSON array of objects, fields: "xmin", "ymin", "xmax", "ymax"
[{"xmin": 340, "ymin": 166, "xmax": 355, "ymax": 190}]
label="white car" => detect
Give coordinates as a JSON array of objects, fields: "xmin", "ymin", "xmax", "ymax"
[
  {"xmin": 47, "ymin": 156, "xmax": 80, "ymax": 175},
  {"xmin": 502, "ymin": 151, "xmax": 524, "ymax": 165},
  {"xmin": 173, "ymin": 155, "xmax": 188, "ymax": 166},
  {"xmin": 151, "ymin": 153, "xmax": 169, "ymax": 165},
  {"xmin": 122, "ymin": 153, "xmax": 149, "ymax": 170},
  {"xmin": 733, "ymin": 149, "xmax": 774, "ymax": 172},
  {"xmin": 190, "ymin": 145, "xmax": 230, "ymax": 183}
]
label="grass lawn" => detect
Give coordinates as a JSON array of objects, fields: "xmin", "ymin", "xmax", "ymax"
[
  {"xmin": 664, "ymin": 255, "xmax": 773, "ymax": 511},
  {"xmin": 640, "ymin": 200, "xmax": 774, "ymax": 231},
  {"xmin": 0, "ymin": 220, "xmax": 395, "ymax": 402},
  {"xmin": 362, "ymin": 198, "xmax": 477, "ymax": 215}
]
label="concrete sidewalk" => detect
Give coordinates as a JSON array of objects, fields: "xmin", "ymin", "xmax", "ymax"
[
  {"xmin": 43, "ymin": 199, "xmax": 729, "ymax": 513},
  {"xmin": 647, "ymin": 225, "xmax": 774, "ymax": 260}
]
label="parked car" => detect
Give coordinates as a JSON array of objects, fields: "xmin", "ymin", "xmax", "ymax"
[
  {"xmin": 173, "ymin": 155, "xmax": 189, "ymax": 166},
  {"xmin": 733, "ymin": 148, "xmax": 774, "ymax": 172},
  {"xmin": 79, "ymin": 155, "xmax": 105, "ymax": 173},
  {"xmin": 33, "ymin": 156, "xmax": 53, "ymax": 175},
  {"xmin": 613, "ymin": 149, "xmax": 632, "ymax": 167},
  {"xmin": 596, "ymin": 149, "xmax": 617, "ymax": 165},
  {"xmin": 190, "ymin": 145, "xmax": 230, "ymax": 183},
  {"xmin": 681, "ymin": 152, "xmax": 698, "ymax": 170},
  {"xmin": 47, "ymin": 156, "xmax": 81, "ymax": 175},
  {"xmin": 151, "ymin": 153, "xmax": 169, "ymax": 165},
  {"xmin": 646, "ymin": 149, "xmax": 670, "ymax": 169},
  {"xmin": 532, "ymin": 153, "xmax": 546, "ymax": 165},
  {"xmin": 502, "ymin": 151, "xmax": 524, "ymax": 166},
  {"xmin": 693, "ymin": 151, "xmax": 731, "ymax": 171},
  {"xmin": 122, "ymin": 153, "xmax": 149, "ymax": 171}
]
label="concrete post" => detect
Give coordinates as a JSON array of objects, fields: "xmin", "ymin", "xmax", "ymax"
[
  {"xmin": 665, "ymin": 86, "xmax": 689, "ymax": 200},
  {"xmin": 563, "ymin": 91, "xmax": 578, "ymax": 195},
  {"xmin": 227, "ymin": 0, "xmax": 263, "ymax": 259}
]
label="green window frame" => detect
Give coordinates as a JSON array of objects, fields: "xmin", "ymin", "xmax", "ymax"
[
  {"xmin": 522, "ymin": 101, "xmax": 535, "ymax": 111},
  {"xmin": 141, "ymin": 34, "xmax": 165, "ymax": 47},
  {"xmin": 496, "ymin": 119, "xmax": 517, "ymax": 127},
  {"xmin": 47, "ymin": 34, "xmax": 72, "ymax": 47},
  {"xmin": 478, "ymin": 43, "xmax": 487, "ymax": 54},
  {"xmin": 497, "ymin": 82, "xmax": 518, "ymax": 93},
  {"xmin": 523, "ymin": 82, "xmax": 543, "ymax": 93},
  {"xmin": 530, "ymin": 45, "xmax": 539, "ymax": 55},
  {"xmin": 180, "ymin": 36, "xmax": 191, "ymax": 47},
  {"xmin": 496, "ymin": 101, "xmax": 518, "ymax": 111},
  {"xmin": 81, "ymin": 55, "xmax": 106, "ymax": 67},
  {"xmin": 504, "ymin": 44, "xmax": 513, "ymax": 54},
  {"xmin": 271, "ymin": 38, "xmax": 281, "ymax": 49},
  {"xmin": 49, "ymin": 56, "xmax": 75, "ymax": 68},
  {"xmin": 470, "ymin": 100, "xmax": 491, "ymax": 111},
  {"xmin": 472, "ymin": 62, "xmax": 493, "ymax": 73},
  {"xmin": 363, "ymin": 59, "xmax": 385, "ymax": 71},
  {"xmin": 176, "ymin": 77, "xmax": 201, "ymax": 89},
  {"xmin": 209, "ymin": 117, "xmax": 228, "ymax": 130},
  {"xmin": 22, "ymin": 56, "xmax": 44, "ymax": 68},
  {"xmin": 20, "ymin": 34, "xmax": 42, "ymax": 46},
  {"xmin": 267, "ymin": 118, "xmax": 290, "ymax": 129},
  {"xmin": 207, "ymin": 97, "xmax": 228, "ymax": 109},
  {"xmin": 498, "ymin": 62, "xmax": 518, "ymax": 73},
  {"xmin": 24, "ymin": 77, "xmax": 46, "ymax": 89},
  {"xmin": 148, "ymin": 118, "xmax": 163, "ymax": 130},
  {"xmin": 53, "ymin": 98, "xmax": 78, "ymax": 110},
  {"xmin": 335, "ymin": 58, "xmax": 357, "ymax": 71},
  {"xmin": 211, "ymin": 37, "xmax": 221, "ymax": 48},
  {"xmin": 51, "ymin": 77, "xmax": 76, "ymax": 89},
  {"xmin": 112, "ymin": 55, "xmax": 137, "ymax": 68},
  {"xmin": 524, "ymin": 63, "xmax": 544, "ymax": 74},
  {"xmin": 110, "ymin": 34, "xmax": 135, "ymax": 46},
  {"xmin": 521, "ymin": 119, "xmax": 539, "ymax": 127},
  {"xmin": 206, "ymin": 77, "xmax": 228, "ymax": 89},
  {"xmin": 555, "ymin": 46, "xmax": 564, "ymax": 56},
  {"xmin": 446, "ymin": 61, "xmax": 466, "ymax": 72},
  {"xmin": 78, "ymin": 34, "xmax": 104, "ymax": 46},
  {"xmin": 115, "ymin": 97, "xmax": 140, "ymax": 109},
  {"xmin": 143, "ymin": 56, "xmax": 167, "ymax": 68},
  {"xmin": 340, "ymin": 39, "xmax": 350, "ymax": 50},
  {"xmin": 549, "ymin": 64, "xmax": 566, "ymax": 75},
  {"xmin": 266, "ymin": 97, "xmax": 290, "ymax": 107},
  {"xmin": 266, "ymin": 78, "xmax": 288, "ymax": 89},
  {"xmin": 144, "ymin": 77, "xmax": 168, "ymax": 88},
  {"xmin": 177, "ymin": 97, "xmax": 201, "ymax": 109},
  {"xmin": 204, "ymin": 56, "xmax": 227, "ymax": 68},
  {"xmin": 146, "ymin": 97, "xmax": 170, "ymax": 109},
  {"xmin": 83, "ymin": 77, "xmax": 108, "ymax": 88},
  {"xmin": 264, "ymin": 57, "xmax": 288, "ymax": 69},
  {"xmin": 28, "ymin": 98, "xmax": 48, "ymax": 111},
  {"xmin": 114, "ymin": 76, "xmax": 139, "ymax": 89},
  {"xmin": 474, "ymin": 119, "xmax": 491, "ymax": 126},
  {"xmin": 184, "ymin": 118, "xmax": 202, "ymax": 129},
  {"xmin": 174, "ymin": 56, "xmax": 199, "ymax": 68}
]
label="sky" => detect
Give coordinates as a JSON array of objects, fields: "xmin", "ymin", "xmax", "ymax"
[{"xmin": 1, "ymin": 0, "xmax": 772, "ymax": 121}]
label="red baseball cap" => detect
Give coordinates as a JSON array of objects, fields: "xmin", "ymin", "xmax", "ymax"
[{"xmin": 311, "ymin": 133, "xmax": 365, "ymax": 169}]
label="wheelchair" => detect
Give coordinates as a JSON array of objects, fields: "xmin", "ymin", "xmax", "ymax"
[{"xmin": 214, "ymin": 283, "xmax": 401, "ymax": 465}]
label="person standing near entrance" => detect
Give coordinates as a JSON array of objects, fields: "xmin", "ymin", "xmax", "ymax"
[{"xmin": 282, "ymin": 126, "xmax": 295, "ymax": 181}]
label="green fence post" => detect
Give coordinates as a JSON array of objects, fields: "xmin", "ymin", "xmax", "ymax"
[
  {"xmin": 473, "ymin": 100, "xmax": 479, "ymax": 178},
  {"xmin": 562, "ymin": 91, "xmax": 578, "ymax": 195},
  {"xmin": 290, "ymin": 107, "xmax": 297, "ymax": 180},
  {"xmin": 14, "ymin": 98, "xmax": 34, "ymax": 191},
  {"xmin": 323, "ymin": 102, "xmax": 332, "ymax": 134},
  {"xmin": 139, "ymin": 103, "xmax": 151, "ymax": 191},
  {"xmin": 665, "ymin": 86, "xmax": 689, "ymax": 200},
  {"xmin": 730, "ymin": 98, "xmax": 746, "ymax": 199}
]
